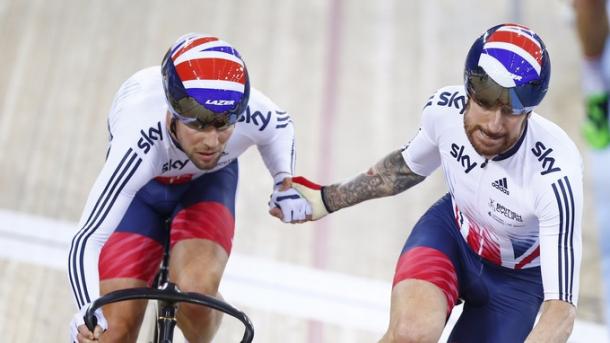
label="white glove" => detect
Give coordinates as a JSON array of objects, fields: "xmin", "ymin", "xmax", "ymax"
[
  {"xmin": 291, "ymin": 176, "xmax": 332, "ymax": 220},
  {"xmin": 70, "ymin": 303, "xmax": 108, "ymax": 342},
  {"xmin": 269, "ymin": 185, "xmax": 312, "ymax": 223}
]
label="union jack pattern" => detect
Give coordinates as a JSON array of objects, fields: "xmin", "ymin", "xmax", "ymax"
[
  {"xmin": 479, "ymin": 23, "xmax": 544, "ymax": 87},
  {"xmin": 168, "ymin": 33, "xmax": 248, "ymax": 113},
  {"xmin": 454, "ymin": 203, "xmax": 540, "ymax": 269}
]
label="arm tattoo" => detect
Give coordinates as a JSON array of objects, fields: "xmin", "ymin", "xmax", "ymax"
[{"xmin": 322, "ymin": 149, "xmax": 425, "ymax": 212}]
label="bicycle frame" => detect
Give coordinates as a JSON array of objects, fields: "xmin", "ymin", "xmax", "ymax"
[
  {"xmin": 152, "ymin": 218, "xmax": 175, "ymax": 342},
  {"xmin": 84, "ymin": 219, "xmax": 254, "ymax": 343}
]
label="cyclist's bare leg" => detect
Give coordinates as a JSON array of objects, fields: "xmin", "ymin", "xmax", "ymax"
[
  {"xmin": 378, "ymin": 279, "xmax": 447, "ymax": 343},
  {"xmin": 170, "ymin": 238, "xmax": 229, "ymax": 343},
  {"xmin": 98, "ymin": 278, "xmax": 148, "ymax": 343}
]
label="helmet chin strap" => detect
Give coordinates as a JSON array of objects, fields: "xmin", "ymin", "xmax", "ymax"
[
  {"xmin": 170, "ymin": 116, "xmax": 178, "ymax": 136},
  {"xmin": 169, "ymin": 117, "xmax": 185, "ymax": 151}
]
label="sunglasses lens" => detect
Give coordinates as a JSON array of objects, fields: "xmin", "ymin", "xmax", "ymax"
[
  {"xmin": 173, "ymin": 110, "xmax": 234, "ymax": 130},
  {"xmin": 467, "ymin": 74, "xmax": 527, "ymax": 115}
]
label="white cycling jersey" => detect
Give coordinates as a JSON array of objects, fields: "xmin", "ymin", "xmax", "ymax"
[
  {"xmin": 402, "ymin": 85, "xmax": 583, "ymax": 305},
  {"xmin": 68, "ymin": 66, "xmax": 296, "ymax": 309}
]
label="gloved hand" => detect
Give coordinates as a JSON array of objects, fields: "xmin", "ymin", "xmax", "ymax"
[
  {"xmin": 70, "ymin": 303, "xmax": 108, "ymax": 342},
  {"xmin": 268, "ymin": 177, "xmax": 312, "ymax": 223},
  {"xmin": 291, "ymin": 176, "xmax": 332, "ymax": 221}
]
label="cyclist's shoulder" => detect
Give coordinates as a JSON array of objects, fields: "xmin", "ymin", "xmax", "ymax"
[
  {"xmin": 245, "ymin": 87, "xmax": 286, "ymax": 113},
  {"xmin": 421, "ymin": 85, "xmax": 467, "ymax": 123},
  {"xmin": 108, "ymin": 67, "xmax": 166, "ymax": 133},
  {"xmin": 236, "ymin": 87, "xmax": 291, "ymax": 134},
  {"xmin": 524, "ymin": 113, "xmax": 583, "ymax": 186},
  {"xmin": 417, "ymin": 85, "xmax": 466, "ymax": 136},
  {"xmin": 116, "ymin": 66, "xmax": 164, "ymax": 99},
  {"xmin": 527, "ymin": 113, "xmax": 582, "ymax": 165},
  {"xmin": 424, "ymin": 85, "xmax": 468, "ymax": 112}
]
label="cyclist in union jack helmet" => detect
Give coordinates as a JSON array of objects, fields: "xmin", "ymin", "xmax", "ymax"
[
  {"xmin": 274, "ymin": 24, "xmax": 583, "ymax": 342},
  {"xmin": 69, "ymin": 33, "xmax": 310, "ymax": 342}
]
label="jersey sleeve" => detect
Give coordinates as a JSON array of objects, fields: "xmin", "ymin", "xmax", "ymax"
[
  {"xmin": 401, "ymin": 95, "xmax": 442, "ymax": 176},
  {"xmin": 242, "ymin": 90, "xmax": 296, "ymax": 185},
  {"xmin": 536, "ymin": 160, "xmax": 583, "ymax": 306},
  {"xmin": 67, "ymin": 120, "xmax": 155, "ymax": 310},
  {"xmin": 256, "ymin": 109, "xmax": 295, "ymax": 185}
]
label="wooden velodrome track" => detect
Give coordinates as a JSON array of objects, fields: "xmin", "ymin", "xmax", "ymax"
[{"xmin": 0, "ymin": 0, "xmax": 604, "ymax": 342}]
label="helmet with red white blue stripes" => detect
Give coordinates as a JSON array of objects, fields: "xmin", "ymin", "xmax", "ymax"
[
  {"xmin": 161, "ymin": 33, "xmax": 250, "ymax": 128},
  {"xmin": 464, "ymin": 23, "xmax": 550, "ymax": 115}
]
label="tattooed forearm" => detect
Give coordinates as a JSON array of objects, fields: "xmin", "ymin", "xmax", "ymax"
[{"xmin": 322, "ymin": 149, "xmax": 425, "ymax": 212}]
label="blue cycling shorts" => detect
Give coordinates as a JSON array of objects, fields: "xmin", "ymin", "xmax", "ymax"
[
  {"xmin": 99, "ymin": 160, "xmax": 238, "ymax": 284},
  {"xmin": 394, "ymin": 193, "xmax": 544, "ymax": 343}
]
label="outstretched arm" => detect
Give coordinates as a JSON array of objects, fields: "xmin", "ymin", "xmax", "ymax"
[
  {"xmin": 323, "ymin": 149, "xmax": 425, "ymax": 212},
  {"xmin": 279, "ymin": 148, "xmax": 426, "ymax": 222}
]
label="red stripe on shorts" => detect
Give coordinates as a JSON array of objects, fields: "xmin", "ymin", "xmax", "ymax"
[
  {"xmin": 99, "ymin": 232, "xmax": 164, "ymax": 284},
  {"xmin": 171, "ymin": 201, "xmax": 235, "ymax": 254},
  {"xmin": 393, "ymin": 246, "xmax": 459, "ymax": 314}
]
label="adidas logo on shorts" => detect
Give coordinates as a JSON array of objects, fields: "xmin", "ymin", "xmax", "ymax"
[{"xmin": 491, "ymin": 177, "xmax": 509, "ymax": 195}]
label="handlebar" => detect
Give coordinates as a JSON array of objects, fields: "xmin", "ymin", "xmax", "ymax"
[{"xmin": 84, "ymin": 286, "xmax": 254, "ymax": 342}]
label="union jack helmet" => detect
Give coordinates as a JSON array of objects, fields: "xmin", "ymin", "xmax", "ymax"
[
  {"xmin": 464, "ymin": 23, "xmax": 550, "ymax": 115},
  {"xmin": 161, "ymin": 33, "xmax": 250, "ymax": 128}
]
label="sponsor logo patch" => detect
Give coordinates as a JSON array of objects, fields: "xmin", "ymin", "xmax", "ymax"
[{"xmin": 491, "ymin": 177, "xmax": 510, "ymax": 195}]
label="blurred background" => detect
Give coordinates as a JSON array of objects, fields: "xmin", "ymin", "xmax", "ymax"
[{"xmin": 0, "ymin": 0, "xmax": 604, "ymax": 341}]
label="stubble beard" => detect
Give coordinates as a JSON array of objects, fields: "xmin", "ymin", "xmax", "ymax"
[
  {"xmin": 463, "ymin": 117, "xmax": 512, "ymax": 158},
  {"xmin": 187, "ymin": 149, "xmax": 222, "ymax": 170}
]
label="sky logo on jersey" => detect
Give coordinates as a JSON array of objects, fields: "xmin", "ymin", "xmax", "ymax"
[
  {"xmin": 531, "ymin": 141, "xmax": 561, "ymax": 175},
  {"xmin": 137, "ymin": 121, "xmax": 163, "ymax": 154},
  {"xmin": 238, "ymin": 106, "xmax": 272, "ymax": 131},
  {"xmin": 480, "ymin": 24, "xmax": 543, "ymax": 88},
  {"xmin": 162, "ymin": 159, "xmax": 189, "ymax": 173},
  {"xmin": 437, "ymin": 91, "xmax": 467, "ymax": 114},
  {"xmin": 450, "ymin": 143, "xmax": 478, "ymax": 173},
  {"xmin": 491, "ymin": 177, "xmax": 509, "ymax": 195}
]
